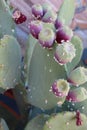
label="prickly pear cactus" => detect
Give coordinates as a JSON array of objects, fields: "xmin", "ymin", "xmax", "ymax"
[
  {"xmin": 0, "ymin": 0, "xmax": 87, "ymax": 130},
  {"xmin": 0, "ymin": 35, "xmax": 21, "ymax": 91},
  {"xmin": 24, "ymin": 1, "xmax": 86, "ymax": 111},
  {"xmin": 0, "ymin": 0, "xmax": 15, "ymax": 38}
]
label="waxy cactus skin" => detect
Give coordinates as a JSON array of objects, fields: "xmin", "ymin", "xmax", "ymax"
[
  {"xmin": 25, "ymin": 115, "xmax": 49, "ymax": 130},
  {"xmin": 1, "ymin": 0, "xmax": 87, "ymax": 130},
  {"xmin": 43, "ymin": 112, "xmax": 87, "ymax": 130},
  {"xmin": 26, "ymin": 35, "xmax": 67, "ymax": 109},
  {"xmin": 0, "ymin": 0, "xmax": 15, "ymax": 38},
  {"xmin": 25, "ymin": 112, "xmax": 87, "ymax": 130},
  {"xmin": 0, "ymin": 35, "xmax": 21, "ymax": 90},
  {"xmin": 58, "ymin": 0, "xmax": 75, "ymax": 25},
  {"xmin": 54, "ymin": 42, "xmax": 76, "ymax": 65},
  {"xmin": 68, "ymin": 67, "xmax": 87, "ymax": 86},
  {"xmin": 66, "ymin": 87, "xmax": 87, "ymax": 102},
  {"xmin": 25, "ymin": 0, "xmax": 87, "ymax": 112}
]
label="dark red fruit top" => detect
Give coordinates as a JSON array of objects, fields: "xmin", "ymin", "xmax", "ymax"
[{"xmin": 12, "ymin": 9, "xmax": 27, "ymax": 24}]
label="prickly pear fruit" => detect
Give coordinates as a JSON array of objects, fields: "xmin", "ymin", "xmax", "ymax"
[
  {"xmin": 68, "ymin": 67, "xmax": 87, "ymax": 86},
  {"xmin": 52, "ymin": 79, "xmax": 70, "ymax": 97},
  {"xmin": 54, "ymin": 42, "xmax": 76, "ymax": 65},
  {"xmin": 55, "ymin": 17, "xmax": 63, "ymax": 29},
  {"xmin": 29, "ymin": 20, "xmax": 43, "ymax": 39},
  {"xmin": 56, "ymin": 26, "xmax": 73, "ymax": 43},
  {"xmin": 42, "ymin": 10, "xmax": 57, "ymax": 23},
  {"xmin": 12, "ymin": 9, "xmax": 27, "ymax": 24},
  {"xmin": 38, "ymin": 28, "xmax": 55, "ymax": 48},
  {"xmin": 43, "ymin": 22, "xmax": 55, "ymax": 32},
  {"xmin": 32, "ymin": 4, "xmax": 43, "ymax": 19},
  {"xmin": 66, "ymin": 87, "xmax": 87, "ymax": 102},
  {"xmin": 65, "ymin": 35, "xmax": 83, "ymax": 75},
  {"xmin": 42, "ymin": 3, "xmax": 52, "ymax": 14}
]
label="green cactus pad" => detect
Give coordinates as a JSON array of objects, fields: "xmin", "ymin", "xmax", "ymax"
[
  {"xmin": 0, "ymin": 0, "xmax": 9, "ymax": 10},
  {"xmin": 25, "ymin": 115, "xmax": 49, "ymax": 130},
  {"xmin": 0, "ymin": 118, "xmax": 9, "ymax": 130},
  {"xmin": 58, "ymin": 0, "xmax": 75, "ymax": 25},
  {"xmin": 0, "ymin": 11, "xmax": 15, "ymax": 37},
  {"xmin": 26, "ymin": 35, "xmax": 67, "ymax": 110},
  {"xmin": 43, "ymin": 112, "xmax": 87, "ymax": 130},
  {"xmin": 65, "ymin": 35, "xmax": 83, "ymax": 75},
  {"xmin": 0, "ymin": 0, "xmax": 15, "ymax": 38},
  {"xmin": 0, "ymin": 35, "xmax": 21, "ymax": 91},
  {"xmin": 24, "ymin": 34, "xmax": 37, "ymax": 87}
]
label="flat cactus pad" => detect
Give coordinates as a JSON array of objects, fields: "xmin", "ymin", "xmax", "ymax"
[
  {"xmin": 43, "ymin": 112, "xmax": 87, "ymax": 130},
  {"xmin": 25, "ymin": 115, "xmax": 49, "ymax": 130}
]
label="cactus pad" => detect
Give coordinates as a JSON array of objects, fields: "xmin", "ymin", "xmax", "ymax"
[
  {"xmin": 25, "ymin": 115, "xmax": 49, "ymax": 130},
  {"xmin": 58, "ymin": 0, "xmax": 75, "ymax": 25},
  {"xmin": 0, "ymin": 35, "xmax": 21, "ymax": 91},
  {"xmin": 0, "ymin": 0, "xmax": 15, "ymax": 38},
  {"xmin": 26, "ymin": 35, "xmax": 67, "ymax": 109},
  {"xmin": 65, "ymin": 35, "xmax": 83, "ymax": 75},
  {"xmin": 43, "ymin": 112, "xmax": 87, "ymax": 130}
]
